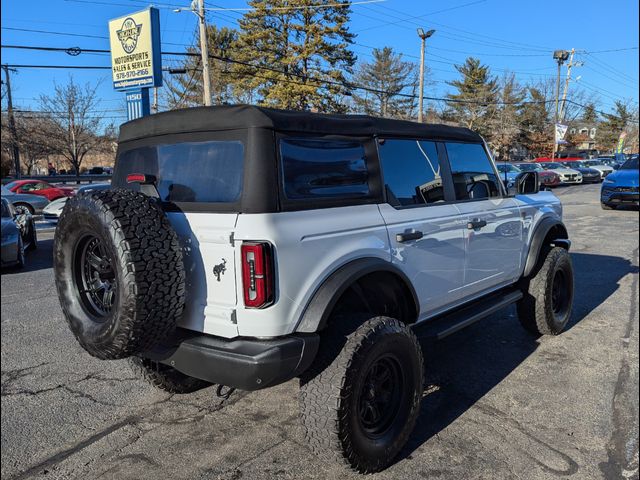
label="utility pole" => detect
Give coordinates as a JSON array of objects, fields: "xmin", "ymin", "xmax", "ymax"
[
  {"xmin": 152, "ymin": 86, "xmax": 159, "ymax": 113},
  {"xmin": 552, "ymin": 50, "xmax": 570, "ymax": 159},
  {"xmin": 559, "ymin": 49, "xmax": 583, "ymax": 122},
  {"xmin": 417, "ymin": 28, "xmax": 435, "ymax": 123},
  {"xmin": 2, "ymin": 65, "xmax": 21, "ymax": 178},
  {"xmin": 197, "ymin": 0, "xmax": 212, "ymax": 106}
]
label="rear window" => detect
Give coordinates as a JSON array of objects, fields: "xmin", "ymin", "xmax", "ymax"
[
  {"xmin": 280, "ymin": 138, "xmax": 370, "ymax": 200},
  {"xmin": 115, "ymin": 140, "xmax": 244, "ymax": 203}
]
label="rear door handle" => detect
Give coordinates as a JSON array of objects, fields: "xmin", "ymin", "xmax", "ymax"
[
  {"xmin": 396, "ymin": 231, "xmax": 423, "ymax": 242},
  {"xmin": 467, "ymin": 219, "xmax": 487, "ymax": 230}
]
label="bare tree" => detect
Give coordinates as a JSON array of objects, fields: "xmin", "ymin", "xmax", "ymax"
[{"xmin": 39, "ymin": 77, "xmax": 106, "ymax": 176}]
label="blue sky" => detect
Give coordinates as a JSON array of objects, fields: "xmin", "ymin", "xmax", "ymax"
[{"xmin": 1, "ymin": 0, "xmax": 638, "ymax": 125}]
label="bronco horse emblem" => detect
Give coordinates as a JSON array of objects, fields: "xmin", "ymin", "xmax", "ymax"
[{"xmin": 212, "ymin": 259, "xmax": 227, "ymax": 282}]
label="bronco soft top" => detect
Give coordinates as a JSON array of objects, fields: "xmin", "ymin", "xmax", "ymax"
[{"xmin": 118, "ymin": 104, "xmax": 483, "ymax": 143}]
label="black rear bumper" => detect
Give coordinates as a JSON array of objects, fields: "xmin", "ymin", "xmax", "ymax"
[{"xmin": 144, "ymin": 329, "xmax": 320, "ymax": 391}]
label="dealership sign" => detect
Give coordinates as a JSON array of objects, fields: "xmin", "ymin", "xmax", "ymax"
[{"xmin": 109, "ymin": 8, "xmax": 162, "ymax": 91}]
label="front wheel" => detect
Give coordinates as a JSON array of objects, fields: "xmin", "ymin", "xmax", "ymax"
[
  {"xmin": 601, "ymin": 202, "xmax": 616, "ymax": 210},
  {"xmin": 299, "ymin": 316, "xmax": 424, "ymax": 473},
  {"xmin": 517, "ymin": 247, "xmax": 574, "ymax": 335}
]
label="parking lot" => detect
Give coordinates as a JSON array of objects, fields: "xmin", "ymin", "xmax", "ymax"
[{"xmin": 1, "ymin": 183, "xmax": 638, "ymax": 480}]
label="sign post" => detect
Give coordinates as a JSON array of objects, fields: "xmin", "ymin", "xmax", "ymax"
[{"xmin": 109, "ymin": 8, "xmax": 162, "ymax": 121}]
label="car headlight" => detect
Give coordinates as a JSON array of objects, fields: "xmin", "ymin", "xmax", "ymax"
[{"xmin": 603, "ymin": 178, "xmax": 615, "ymax": 184}]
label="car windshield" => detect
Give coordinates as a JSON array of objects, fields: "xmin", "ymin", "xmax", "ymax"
[
  {"xmin": 1, "ymin": 199, "xmax": 10, "ymax": 217},
  {"xmin": 542, "ymin": 163, "xmax": 563, "ymax": 169},
  {"xmin": 515, "ymin": 164, "xmax": 541, "ymax": 172},
  {"xmin": 621, "ymin": 157, "xmax": 639, "ymax": 170},
  {"xmin": 496, "ymin": 164, "xmax": 521, "ymax": 173}
]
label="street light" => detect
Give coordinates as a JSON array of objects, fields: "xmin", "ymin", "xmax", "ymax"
[
  {"xmin": 417, "ymin": 28, "xmax": 435, "ymax": 123},
  {"xmin": 174, "ymin": 0, "xmax": 212, "ymax": 106}
]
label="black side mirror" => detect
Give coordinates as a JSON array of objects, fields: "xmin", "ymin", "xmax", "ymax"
[{"xmin": 516, "ymin": 171, "xmax": 539, "ymax": 195}]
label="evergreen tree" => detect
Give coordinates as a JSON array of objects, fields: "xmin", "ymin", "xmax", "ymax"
[
  {"xmin": 446, "ymin": 57, "xmax": 498, "ymax": 137},
  {"xmin": 598, "ymin": 100, "xmax": 634, "ymax": 151},
  {"xmin": 581, "ymin": 102, "xmax": 598, "ymax": 123},
  {"xmin": 166, "ymin": 25, "xmax": 239, "ymax": 108},
  {"xmin": 233, "ymin": 0, "xmax": 356, "ymax": 112},
  {"xmin": 351, "ymin": 47, "xmax": 418, "ymax": 119}
]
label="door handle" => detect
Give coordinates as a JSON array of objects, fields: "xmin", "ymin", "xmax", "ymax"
[
  {"xmin": 396, "ymin": 231, "xmax": 423, "ymax": 242},
  {"xmin": 467, "ymin": 219, "xmax": 487, "ymax": 230}
]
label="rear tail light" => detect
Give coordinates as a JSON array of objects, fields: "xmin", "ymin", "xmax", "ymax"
[{"xmin": 241, "ymin": 242, "xmax": 274, "ymax": 308}]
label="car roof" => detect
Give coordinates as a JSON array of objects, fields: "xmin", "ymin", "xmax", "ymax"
[{"xmin": 118, "ymin": 104, "xmax": 483, "ymax": 144}]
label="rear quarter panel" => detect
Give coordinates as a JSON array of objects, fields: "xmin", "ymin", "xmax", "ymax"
[{"xmin": 234, "ymin": 205, "xmax": 390, "ymax": 337}]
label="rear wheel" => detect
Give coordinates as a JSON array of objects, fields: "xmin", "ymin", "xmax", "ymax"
[
  {"xmin": 518, "ymin": 247, "xmax": 574, "ymax": 335},
  {"xmin": 13, "ymin": 203, "xmax": 34, "ymax": 215},
  {"xmin": 299, "ymin": 316, "xmax": 424, "ymax": 473}
]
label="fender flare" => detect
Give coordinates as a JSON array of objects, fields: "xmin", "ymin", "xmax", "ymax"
[
  {"xmin": 523, "ymin": 217, "xmax": 570, "ymax": 277},
  {"xmin": 295, "ymin": 257, "xmax": 419, "ymax": 333}
]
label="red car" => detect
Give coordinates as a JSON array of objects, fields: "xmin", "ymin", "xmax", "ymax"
[{"xmin": 5, "ymin": 180, "xmax": 75, "ymax": 201}]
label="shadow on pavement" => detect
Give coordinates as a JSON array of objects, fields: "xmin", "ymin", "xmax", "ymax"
[
  {"xmin": 1, "ymin": 238, "xmax": 53, "ymax": 275},
  {"xmin": 399, "ymin": 251, "xmax": 638, "ymax": 462}
]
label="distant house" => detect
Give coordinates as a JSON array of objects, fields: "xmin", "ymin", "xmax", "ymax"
[{"xmin": 567, "ymin": 122, "xmax": 597, "ymax": 150}]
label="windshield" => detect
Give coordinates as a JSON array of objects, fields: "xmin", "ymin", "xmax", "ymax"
[
  {"xmin": 621, "ymin": 157, "xmax": 639, "ymax": 170},
  {"xmin": 515, "ymin": 163, "xmax": 540, "ymax": 172},
  {"xmin": 542, "ymin": 163, "xmax": 563, "ymax": 169},
  {"xmin": 496, "ymin": 164, "xmax": 521, "ymax": 173}
]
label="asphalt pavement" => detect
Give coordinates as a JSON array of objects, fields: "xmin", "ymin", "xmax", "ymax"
[{"xmin": 1, "ymin": 183, "xmax": 638, "ymax": 480}]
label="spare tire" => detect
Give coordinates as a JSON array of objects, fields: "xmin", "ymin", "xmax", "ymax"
[{"xmin": 54, "ymin": 188, "xmax": 185, "ymax": 360}]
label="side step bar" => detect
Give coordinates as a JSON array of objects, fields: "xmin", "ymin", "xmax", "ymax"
[{"xmin": 413, "ymin": 288, "xmax": 523, "ymax": 341}]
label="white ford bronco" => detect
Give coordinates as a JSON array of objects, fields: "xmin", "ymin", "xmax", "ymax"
[{"xmin": 54, "ymin": 105, "xmax": 574, "ymax": 473}]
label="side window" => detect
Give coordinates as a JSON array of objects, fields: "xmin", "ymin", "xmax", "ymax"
[
  {"xmin": 378, "ymin": 139, "xmax": 444, "ymax": 206},
  {"xmin": 20, "ymin": 183, "xmax": 37, "ymax": 192},
  {"xmin": 445, "ymin": 142, "xmax": 501, "ymax": 200},
  {"xmin": 35, "ymin": 182, "xmax": 49, "ymax": 191},
  {"xmin": 280, "ymin": 138, "xmax": 369, "ymax": 200}
]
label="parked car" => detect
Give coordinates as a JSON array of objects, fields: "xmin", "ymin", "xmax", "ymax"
[
  {"xmin": 559, "ymin": 161, "xmax": 601, "ymax": 183},
  {"xmin": 53, "ymin": 105, "xmax": 574, "ymax": 473},
  {"xmin": 4, "ymin": 180, "xmax": 75, "ymax": 201},
  {"xmin": 88, "ymin": 166, "xmax": 113, "ymax": 175},
  {"xmin": 539, "ymin": 162, "xmax": 583, "ymax": 184},
  {"xmin": 583, "ymin": 160, "xmax": 614, "ymax": 180},
  {"xmin": 512, "ymin": 162, "xmax": 561, "ymax": 188},
  {"xmin": 496, "ymin": 163, "xmax": 522, "ymax": 188},
  {"xmin": 1, "ymin": 197, "xmax": 37, "ymax": 269},
  {"xmin": 1, "ymin": 185, "xmax": 50, "ymax": 214},
  {"xmin": 43, "ymin": 183, "xmax": 111, "ymax": 222},
  {"xmin": 600, "ymin": 156, "xmax": 639, "ymax": 210}
]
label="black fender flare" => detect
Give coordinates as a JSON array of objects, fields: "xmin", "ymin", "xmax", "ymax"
[
  {"xmin": 295, "ymin": 257, "xmax": 419, "ymax": 333},
  {"xmin": 523, "ymin": 217, "xmax": 570, "ymax": 278}
]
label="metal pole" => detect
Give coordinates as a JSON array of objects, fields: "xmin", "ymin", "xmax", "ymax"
[
  {"xmin": 418, "ymin": 36, "xmax": 425, "ymax": 123},
  {"xmin": 2, "ymin": 65, "xmax": 21, "ymax": 178},
  {"xmin": 152, "ymin": 86, "xmax": 159, "ymax": 113},
  {"xmin": 197, "ymin": 0, "xmax": 212, "ymax": 106},
  {"xmin": 552, "ymin": 60, "xmax": 562, "ymax": 159}
]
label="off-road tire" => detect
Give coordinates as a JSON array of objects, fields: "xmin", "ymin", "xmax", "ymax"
[
  {"xmin": 299, "ymin": 316, "xmax": 424, "ymax": 473},
  {"xmin": 601, "ymin": 202, "xmax": 616, "ymax": 210},
  {"xmin": 517, "ymin": 246, "xmax": 574, "ymax": 335},
  {"xmin": 129, "ymin": 357, "xmax": 211, "ymax": 394},
  {"xmin": 53, "ymin": 188, "xmax": 185, "ymax": 360}
]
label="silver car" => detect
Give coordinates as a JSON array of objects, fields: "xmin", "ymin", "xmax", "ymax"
[
  {"xmin": 1, "ymin": 197, "xmax": 37, "ymax": 268},
  {"xmin": 584, "ymin": 159, "xmax": 614, "ymax": 180},
  {"xmin": 43, "ymin": 183, "xmax": 110, "ymax": 222},
  {"xmin": 1, "ymin": 185, "xmax": 50, "ymax": 214}
]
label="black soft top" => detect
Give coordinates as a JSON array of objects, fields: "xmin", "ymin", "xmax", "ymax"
[{"xmin": 118, "ymin": 104, "xmax": 482, "ymax": 143}]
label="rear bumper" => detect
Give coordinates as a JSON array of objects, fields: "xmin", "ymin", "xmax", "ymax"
[{"xmin": 144, "ymin": 329, "xmax": 320, "ymax": 391}]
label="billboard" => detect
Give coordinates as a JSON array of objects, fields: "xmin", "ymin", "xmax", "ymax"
[{"xmin": 109, "ymin": 8, "xmax": 162, "ymax": 90}]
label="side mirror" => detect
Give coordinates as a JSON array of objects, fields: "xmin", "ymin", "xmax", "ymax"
[{"xmin": 516, "ymin": 171, "xmax": 539, "ymax": 195}]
